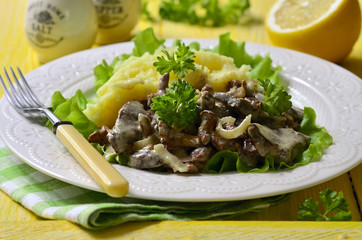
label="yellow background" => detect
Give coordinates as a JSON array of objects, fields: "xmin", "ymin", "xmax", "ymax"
[{"xmin": 0, "ymin": 0, "xmax": 361, "ymax": 239}]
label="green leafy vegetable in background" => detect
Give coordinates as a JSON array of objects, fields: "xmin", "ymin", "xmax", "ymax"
[
  {"xmin": 154, "ymin": 42, "xmax": 196, "ymax": 78},
  {"xmin": 221, "ymin": 0, "xmax": 251, "ymax": 25},
  {"xmin": 156, "ymin": 0, "xmax": 250, "ymax": 27},
  {"xmin": 298, "ymin": 189, "xmax": 352, "ymax": 221},
  {"xmin": 46, "ymin": 90, "xmax": 98, "ymax": 138},
  {"xmin": 141, "ymin": 0, "xmax": 155, "ymax": 21},
  {"xmin": 151, "ymin": 79, "xmax": 198, "ymax": 127}
]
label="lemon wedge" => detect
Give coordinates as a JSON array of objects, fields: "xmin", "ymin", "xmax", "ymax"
[{"xmin": 265, "ymin": 0, "xmax": 361, "ymax": 63}]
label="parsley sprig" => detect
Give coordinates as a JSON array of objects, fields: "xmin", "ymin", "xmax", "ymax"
[
  {"xmin": 298, "ymin": 189, "xmax": 352, "ymax": 221},
  {"xmin": 153, "ymin": 42, "xmax": 196, "ymax": 79},
  {"xmin": 152, "ymin": 42, "xmax": 198, "ymax": 127},
  {"xmin": 151, "ymin": 79, "xmax": 198, "ymax": 127},
  {"xmin": 259, "ymin": 79, "xmax": 292, "ymax": 116}
]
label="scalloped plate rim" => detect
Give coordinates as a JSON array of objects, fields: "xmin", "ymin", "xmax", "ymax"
[{"xmin": 0, "ymin": 39, "xmax": 361, "ymax": 202}]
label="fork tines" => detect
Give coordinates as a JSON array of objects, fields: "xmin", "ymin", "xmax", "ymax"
[{"xmin": 0, "ymin": 67, "xmax": 43, "ymax": 110}]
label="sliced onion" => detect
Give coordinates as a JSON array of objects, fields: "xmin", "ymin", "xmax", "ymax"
[
  {"xmin": 216, "ymin": 114, "xmax": 252, "ymax": 139},
  {"xmin": 153, "ymin": 144, "xmax": 188, "ymax": 172}
]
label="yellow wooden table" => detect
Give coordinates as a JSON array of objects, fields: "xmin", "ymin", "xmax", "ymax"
[{"xmin": 0, "ymin": 0, "xmax": 361, "ymax": 239}]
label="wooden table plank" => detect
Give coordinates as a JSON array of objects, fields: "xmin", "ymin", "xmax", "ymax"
[
  {"xmin": 350, "ymin": 164, "xmax": 362, "ymax": 214},
  {"xmin": 0, "ymin": 191, "xmax": 40, "ymax": 221},
  {"xmin": 0, "ymin": 220, "xmax": 361, "ymax": 240}
]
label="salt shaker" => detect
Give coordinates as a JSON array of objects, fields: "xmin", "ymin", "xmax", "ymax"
[
  {"xmin": 24, "ymin": 0, "xmax": 98, "ymax": 63},
  {"xmin": 93, "ymin": 0, "xmax": 141, "ymax": 45}
]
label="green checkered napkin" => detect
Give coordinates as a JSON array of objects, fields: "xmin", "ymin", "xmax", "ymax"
[{"xmin": 0, "ymin": 145, "xmax": 289, "ymax": 230}]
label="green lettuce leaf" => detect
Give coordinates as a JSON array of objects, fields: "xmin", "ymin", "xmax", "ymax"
[
  {"xmin": 46, "ymin": 90, "xmax": 98, "ymax": 138},
  {"xmin": 92, "ymin": 143, "xmax": 130, "ymax": 165},
  {"xmin": 236, "ymin": 155, "xmax": 272, "ymax": 173},
  {"xmin": 212, "ymin": 33, "xmax": 253, "ymax": 67},
  {"xmin": 93, "ymin": 28, "xmax": 165, "ymax": 90},
  {"xmin": 250, "ymin": 55, "xmax": 282, "ymax": 85},
  {"xmin": 189, "ymin": 41, "xmax": 200, "ymax": 51},
  {"xmin": 172, "ymin": 39, "xmax": 200, "ymax": 51},
  {"xmin": 212, "ymin": 33, "xmax": 282, "ymax": 85},
  {"xmin": 205, "ymin": 150, "xmax": 238, "ymax": 173},
  {"xmin": 130, "ymin": 27, "xmax": 165, "ymax": 58},
  {"xmin": 294, "ymin": 107, "xmax": 333, "ymax": 164},
  {"xmin": 93, "ymin": 58, "xmax": 119, "ymax": 91}
]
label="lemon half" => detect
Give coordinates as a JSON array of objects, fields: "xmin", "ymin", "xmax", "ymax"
[{"xmin": 266, "ymin": 0, "xmax": 361, "ymax": 63}]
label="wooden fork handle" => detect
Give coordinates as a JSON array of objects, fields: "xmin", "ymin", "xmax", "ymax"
[{"xmin": 55, "ymin": 124, "xmax": 129, "ymax": 197}]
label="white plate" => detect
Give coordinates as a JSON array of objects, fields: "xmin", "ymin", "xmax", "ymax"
[{"xmin": 0, "ymin": 40, "xmax": 361, "ymax": 202}]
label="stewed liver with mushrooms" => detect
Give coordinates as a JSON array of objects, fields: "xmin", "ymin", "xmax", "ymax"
[{"xmin": 89, "ymin": 74, "xmax": 311, "ymax": 173}]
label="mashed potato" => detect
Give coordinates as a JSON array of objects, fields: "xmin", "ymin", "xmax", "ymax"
[{"xmin": 84, "ymin": 48, "xmax": 253, "ymax": 128}]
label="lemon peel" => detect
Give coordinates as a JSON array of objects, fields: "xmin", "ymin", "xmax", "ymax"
[{"xmin": 266, "ymin": 0, "xmax": 361, "ymax": 63}]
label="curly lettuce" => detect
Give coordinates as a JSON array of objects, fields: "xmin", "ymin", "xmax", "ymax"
[{"xmin": 46, "ymin": 90, "xmax": 98, "ymax": 138}]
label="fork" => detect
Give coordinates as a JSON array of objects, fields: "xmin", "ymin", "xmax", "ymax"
[{"xmin": 0, "ymin": 67, "xmax": 129, "ymax": 197}]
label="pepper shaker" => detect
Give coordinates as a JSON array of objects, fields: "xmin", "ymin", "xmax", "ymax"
[
  {"xmin": 24, "ymin": 0, "xmax": 98, "ymax": 63},
  {"xmin": 93, "ymin": 0, "xmax": 141, "ymax": 45}
]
